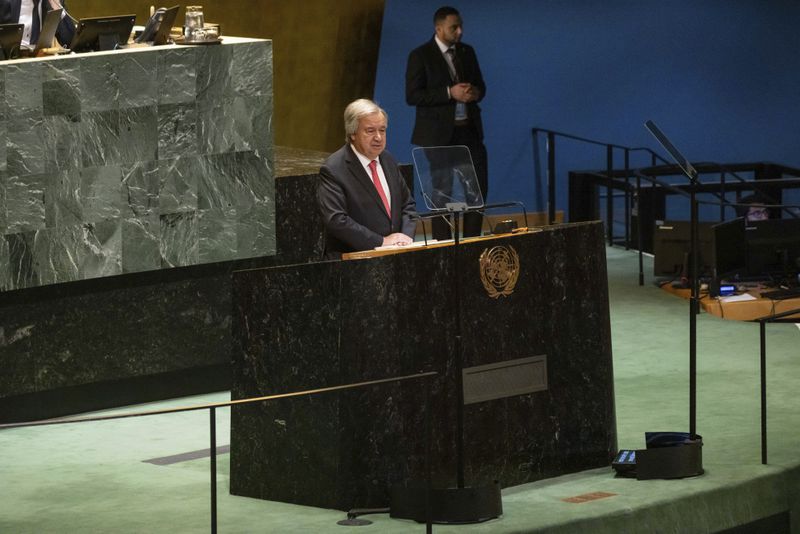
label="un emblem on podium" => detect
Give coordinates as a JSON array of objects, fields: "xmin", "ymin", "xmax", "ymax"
[{"xmin": 479, "ymin": 245, "xmax": 520, "ymax": 298}]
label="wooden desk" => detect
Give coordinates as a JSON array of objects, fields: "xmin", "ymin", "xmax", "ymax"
[
  {"xmin": 662, "ymin": 284, "xmax": 800, "ymax": 321},
  {"xmin": 341, "ymin": 228, "xmax": 540, "ymax": 261}
]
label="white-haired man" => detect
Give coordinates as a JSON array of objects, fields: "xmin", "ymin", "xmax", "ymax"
[{"xmin": 317, "ymin": 99, "xmax": 417, "ymax": 259}]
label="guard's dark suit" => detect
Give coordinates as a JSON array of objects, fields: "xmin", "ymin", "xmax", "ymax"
[{"xmin": 406, "ymin": 37, "xmax": 488, "ymax": 238}]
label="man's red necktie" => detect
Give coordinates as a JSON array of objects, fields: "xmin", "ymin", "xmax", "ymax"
[{"xmin": 368, "ymin": 160, "xmax": 390, "ymax": 215}]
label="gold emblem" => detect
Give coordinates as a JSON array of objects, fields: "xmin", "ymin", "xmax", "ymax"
[{"xmin": 479, "ymin": 245, "xmax": 520, "ymax": 298}]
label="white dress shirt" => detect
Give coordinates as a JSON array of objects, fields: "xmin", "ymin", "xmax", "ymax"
[{"xmin": 434, "ymin": 35, "xmax": 467, "ymax": 121}]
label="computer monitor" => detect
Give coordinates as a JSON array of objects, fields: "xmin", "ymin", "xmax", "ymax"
[
  {"xmin": 69, "ymin": 14, "xmax": 136, "ymax": 52},
  {"xmin": 135, "ymin": 5, "xmax": 179, "ymax": 45},
  {"xmin": 0, "ymin": 23, "xmax": 23, "ymax": 60},
  {"xmin": 712, "ymin": 217, "xmax": 747, "ymax": 279},
  {"xmin": 33, "ymin": 8, "xmax": 63, "ymax": 54},
  {"xmin": 653, "ymin": 221, "xmax": 715, "ymax": 278},
  {"xmin": 153, "ymin": 5, "xmax": 180, "ymax": 45},
  {"xmin": 745, "ymin": 218, "xmax": 800, "ymax": 278}
]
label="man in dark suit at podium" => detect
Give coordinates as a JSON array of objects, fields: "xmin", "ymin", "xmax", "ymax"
[
  {"xmin": 317, "ymin": 99, "xmax": 417, "ymax": 259},
  {"xmin": 0, "ymin": 0, "xmax": 75, "ymax": 47},
  {"xmin": 406, "ymin": 5, "xmax": 488, "ymax": 240}
]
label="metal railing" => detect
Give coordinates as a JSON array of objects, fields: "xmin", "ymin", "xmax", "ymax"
[
  {"xmin": 754, "ymin": 306, "xmax": 800, "ymax": 465},
  {"xmin": 0, "ymin": 371, "xmax": 438, "ymax": 533},
  {"xmin": 532, "ymin": 127, "xmax": 800, "ymax": 252},
  {"xmin": 532, "ymin": 126, "xmax": 668, "ymax": 230}
]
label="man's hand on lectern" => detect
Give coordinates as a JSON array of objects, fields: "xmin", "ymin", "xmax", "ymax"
[{"xmin": 382, "ymin": 233, "xmax": 413, "ymax": 246}]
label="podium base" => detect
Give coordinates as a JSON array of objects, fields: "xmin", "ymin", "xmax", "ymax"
[{"xmin": 390, "ymin": 481, "xmax": 503, "ymax": 524}]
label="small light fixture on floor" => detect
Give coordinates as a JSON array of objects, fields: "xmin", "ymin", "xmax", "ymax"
[{"xmin": 336, "ymin": 507, "xmax": 390, "ymax": 526}]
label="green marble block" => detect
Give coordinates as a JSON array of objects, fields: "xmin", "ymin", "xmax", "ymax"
[{"xmin": 0, "ymin": 38, "xmax": 274, "ymax": 291}]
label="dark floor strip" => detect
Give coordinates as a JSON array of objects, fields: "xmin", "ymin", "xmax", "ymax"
[{"xmin": 143, "ymin": 445, "xmax": 231, "ymax": 465}]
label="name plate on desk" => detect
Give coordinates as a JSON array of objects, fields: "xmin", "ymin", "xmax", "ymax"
[{"xmin": 462, "ymin": 355, "xmax": 548, "ymax": 405}]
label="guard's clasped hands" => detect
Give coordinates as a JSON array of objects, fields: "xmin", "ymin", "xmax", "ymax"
[{"xmin": 451, "ymin": 83, "xmax": 479, "ymax": 102}]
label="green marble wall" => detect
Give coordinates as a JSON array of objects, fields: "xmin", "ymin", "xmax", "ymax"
[{"xmin": 0, "ymin": 38, "xmax": 274, "ymax": 291}]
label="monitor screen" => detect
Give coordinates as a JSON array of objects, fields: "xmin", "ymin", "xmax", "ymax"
[
  {"xmin": 135, "ymin": 5, "xmax": 179, "ymax": 45},
  {"xmin": 712, "ymin": 217, "xmax": 747, "ymax": 279},
  {"xmin": 69, "ymin": 14, "xmax": 136, "ymax": 52},
  {"xmin": 653, "ymin": 221, "xmax": 714, "ymax": 278},
  {"xmin": 0, "ymin": 23, "xmax": 23, "ymax": 60},
  {"xmin": 745, "ymin": 218, "xmax": 800, "ymax": 278},
  {"xmin": 33, "ymin": 8, "xmax": 62, "ymax": 54},
  {"xmin": 152, "ymin": 5, "xmax": 180, "ymax": 45}
]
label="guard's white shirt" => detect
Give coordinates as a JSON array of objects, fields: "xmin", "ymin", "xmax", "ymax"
[{"xmin": 434, "ymin": 35, "xmax": 468, "ymax": 120}]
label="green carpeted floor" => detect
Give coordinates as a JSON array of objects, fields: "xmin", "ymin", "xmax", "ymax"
[{"xmin": 1, "ymin": 246, "xmax": 798, "ymax": 533}]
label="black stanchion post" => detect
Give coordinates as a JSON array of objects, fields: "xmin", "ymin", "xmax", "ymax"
[
  {"xmin": 719, "ymin": 172, "xmax": 726, "ymax": 222},
  {"xmin": 760, "ymin": 320, "xmax": 767, "ymax": 465},
  {"xmin": 606, "ymin": 145, "xmax": 614, "ymax": 245},
  {"xmin": 624, "ymin": 148, "xmax": 631, "ymax": 251},
  {"xmin": 547, "ymin": 131, "xmax": 556, "ymax": 224},
  {"xmin": 532, "ymin": 129, "xmax": 544, "ymax": 214},
  {"xmin": 644, "ymin": 152, "xmax": 657, "ymax": 286},
  {"xmin": 425, "ymin": 377, "xmax": 433, "ymax": 534},
  {"xmin": 210, "ymin": 407, "xmax": 217, "ymax": 534},
  {"xmin": 636, "ymin": 172, "xmax": 644, "ymax": 286}
]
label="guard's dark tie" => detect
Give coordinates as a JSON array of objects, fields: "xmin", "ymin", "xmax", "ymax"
[
  {"xmin": 31, "ymin": 0, "xmax": 41, "ymax": 44},
  {"xmin": 446, "ymin": 47, "xmax": 464, "ymax": 83}
]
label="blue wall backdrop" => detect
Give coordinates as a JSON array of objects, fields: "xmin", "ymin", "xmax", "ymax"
[{"xmin": 374, "ymin": 0, "xmax": 800, "ymax": 219}]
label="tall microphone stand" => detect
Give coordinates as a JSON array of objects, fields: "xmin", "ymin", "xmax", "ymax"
[
  {"xmin": 687, "ymin": 174, "xmax": 700, "ymax": 439},
  {"xmin": 391, "ymin": 200, "xmax": 503, "ymax": 522},
  {"xmin": 611, "ymin": 121, "xmax": 705, "ymax": 480},
  {"xmin": 445, "ymin": 202, "xmax": 467, "ymax": 487},
  {"xmin": 644, "ymin": 119, "xmax": 701, "ymax": 439},
  {"xmin": 391, "ymin": 147, "xmax": 503, "ymax": 519},
  {"xmin": 632, "ymin": 167, "xmax": 701, "ymax": 440}
]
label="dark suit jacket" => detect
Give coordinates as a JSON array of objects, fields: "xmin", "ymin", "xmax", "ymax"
[
  {"xmin": 318, "ymin": 145, "xmax": 417, "ymax": 259},
  {"xmin": 0, "ymin": 0, "xmax": 75, "ymax": 46},
  {"xmin": 406, "ymin": 37, "xmax": 486, "ymax": 146}
]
